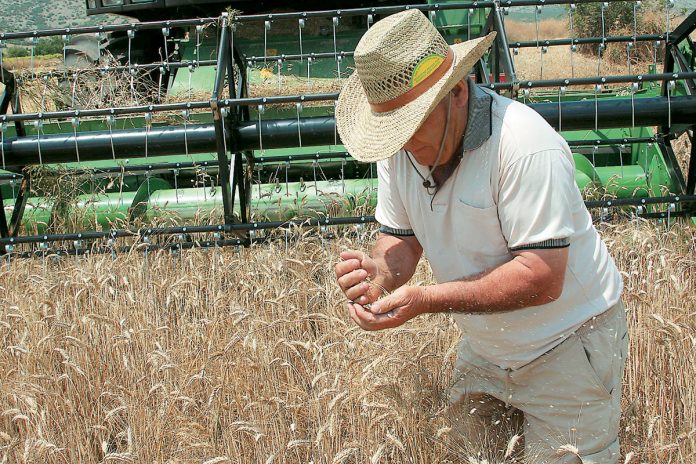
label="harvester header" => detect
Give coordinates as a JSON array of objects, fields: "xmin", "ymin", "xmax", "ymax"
[{"xmin": 0, "ymin": 0, "xmax": 694, "ymax": 256}]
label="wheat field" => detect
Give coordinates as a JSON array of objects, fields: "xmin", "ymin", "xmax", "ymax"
[{"xmin": 0, "ymin": 219, "xmax": 693, "ymax": 463}]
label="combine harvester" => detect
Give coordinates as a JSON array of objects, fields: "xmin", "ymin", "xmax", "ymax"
[{"xmin": 0, "ymin": 0, "xmax": 694, "ymax": 256}]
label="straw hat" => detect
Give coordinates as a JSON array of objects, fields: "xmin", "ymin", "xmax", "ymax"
[{"xmin": 336, "ymin": 9, "xmax": 496, "ymax": 162}]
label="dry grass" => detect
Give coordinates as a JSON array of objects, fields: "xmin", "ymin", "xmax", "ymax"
[
  {"xmin": 0, "ymin": 220, "xmax": 693, "ymax": 463},
  {"xmin": 505, "ymin": 19, "xmax": 568, "ymax": 42}
]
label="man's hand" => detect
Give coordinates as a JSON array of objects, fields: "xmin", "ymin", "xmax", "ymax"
[
  {"xmin": 347, "ymin": 286, "xmax": 429, "ymax": 331},
  {"xmin": 335, "ymin": 250, "xmax": 382, "ymax": 306}
]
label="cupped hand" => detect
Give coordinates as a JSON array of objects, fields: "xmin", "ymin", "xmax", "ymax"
[{"xmin": 347, "ymin": 286, "xmax": 430, "ymax": 331}]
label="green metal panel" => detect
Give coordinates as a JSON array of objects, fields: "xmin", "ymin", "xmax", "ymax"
[
  {"xmin": 595, "ymin": 165, "xmax": 648, "ymax": 199},
  {"xmin": 143, "ymin": 178, "xmax": 377, "ymax": 222},
  {"xmin": 169, "ymin": 36, "xmax": 218, "ymax": 96},
  {"xmin": 428, "ymin": 0, "xmax": 488, "ymax": 41}
]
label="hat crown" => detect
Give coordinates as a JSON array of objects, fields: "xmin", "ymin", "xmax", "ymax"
[{"xmin": 354, "ymin": 10, "xmax": 450, "ymax": 105}]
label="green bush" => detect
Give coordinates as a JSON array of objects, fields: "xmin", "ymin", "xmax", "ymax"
[
  {"xmin": 570, "ymin": 0, "xmax": 673, "ymax": 63},
  {"xmin": 4, "ymin": 46, "xmax": 30, "ymax": 58},
  {"xmin": 571, "ymin": 2, "xmax": 638, "ymax": 40},
  {"xmin": 35, "ymin": 36, "xmax": 64, "ymax": 56}
]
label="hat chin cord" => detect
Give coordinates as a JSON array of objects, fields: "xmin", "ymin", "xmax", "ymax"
[{"xmin": 407, "ymin": 91, "xmax": 452, "ymax": 191}]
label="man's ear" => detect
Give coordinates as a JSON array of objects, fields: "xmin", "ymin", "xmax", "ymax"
[{"xmin": 450, "ymin": 79, "xmax": 469, "ymax": 108}]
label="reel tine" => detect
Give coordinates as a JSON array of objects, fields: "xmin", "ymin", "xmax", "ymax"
[
  {"xmin": 145, "ymin": 111, "xmax": 152, "ymax": 158},
  {"xmin": 341, "ymin": 158, "xmax": 346, "ymax": 194},
  {"xmin": 257, "ymin": 104, "xmax": 265, "ymax": 153},
  {"xmin": 333, "ymin": 100, "xmax": 338, "ymax": 146},
  {"xmin": 631, "ymin": 81, "xmax": 638, "ymax": 129},
  {"xmin": 619, "ymin": 143, "xmax": 625, "ymax": 178},
  {"xmin": 467, "ymin": 8, "xmax": 473, "ymax": 41},
  {"xmin": 127, "ymin": 28, "xmax": 134, "ymax": 67},
  {"xmin": 62, "ymin": 34, "xmax": 69, "ymax": 69},
  {"xmin": 296, "ymin": 102, "xmax": 303, "ymax": 147},
  {"xmin": 277, "ymin": 58, "xmax": 282, "ymax": 93},
  {"xmin": 285, "ymin": 160, "xmax": 290, "ymax": 197},
  {"xmin": 72, "ymin": 115, "xmax": 81, "ymax": 164},
  {"xmin": 558, "ymin": 86, "xmax": 566, "ymax": 132},
  {"xmin": 39, "ymin": 74, "xmax": 49, "ymax": 114},
  {"xmin": 594, "ymin": 83, "xmax": 602, "ymax": 132},
  {"xmin": 255, "ymin": 159, "xmax": 263, "ymax": 202},
  {"xmin": 332, "ymin": 16, "xmax": 339, "ymax": 62},
  {"xmin": 569, "ymin": 4, "xmax": 576, "ymax": 78},
  {"xmin": 30, "ymin": 36, "xmax": 38, "ymax": 79},
  {"xmin": 633, "ymin": 1, "xmax": 640, "ymax": 47},
  {"xmin": 540, "ymin": 46, "xmax": 547, "ymax": 80},
  {"xmin": 162, "ymin": 26, "xmax": 170, "ymax": 67},
  {"xmin": 174, "ymin": 167, "xmax": 179, "ymax": 204},
  {"xmin": 264, "ymin": 20, "xmax": 271, "ymax": 68},
  {"xmin": 196, "ymin": 24, "xmax": 203, "ymax": 63},
  {"xmin": 182, "ymin": 109, "xmax": 189, "ymax": 157},
  {"xmin": 71, "ymin": 72, "xmax": 79, "ymax": 110},
  {"xmin": 186, "ymin": 64, "xmax": 193, "ymax": 101},
  {"xmin": 0, "ymin": 40, "xmax": 4, "ymax": 83},
  {"xmin": 107, "ymin": 113, "xmax": 116, "ymax": 160},
  {"xmin": 313, "ymin": 158, "xmax": 318, "ymax": 194},
  {"xmin": 298, "ymin": 18, "xmax": 305, "ymax": 63},
  {"xmin": 667, "ymin": 80, "xmax": 675, "ymax": 130},
  {"xmin": 127, "ymin": 28, "xmax": 137, "ymax": 104},
  {"xmin": 601, "ymin": 2, "xmax": 608, "ymax": 44},
  {"xmin": 333, "ymin": 16, "xmax": 342, "ymax": 79},
  {"xmin": 534, "ymin": 4, "xmax": 542, "ymax": 78},
  {"xmin": 35, "ymin": 118, "xmax": 43, "ymax": 165},
  {"xmin": 591, "ymin": 144, "xmax": 598, "ymax": 168}
]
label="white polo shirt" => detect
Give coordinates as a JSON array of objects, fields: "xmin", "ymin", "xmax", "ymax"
[{"xmin": 375, "ymin": 83, "xmax": 623, "ymax": 369}]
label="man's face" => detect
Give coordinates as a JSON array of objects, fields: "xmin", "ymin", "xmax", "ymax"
[{"xmin": 402, "ymin": 80, "xmax": 469, "ymax": 167}]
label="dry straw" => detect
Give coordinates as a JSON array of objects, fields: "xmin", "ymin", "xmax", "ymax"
[{"xmin": 0, "ymin": 219, "xmax": 693, "ymax": 463}]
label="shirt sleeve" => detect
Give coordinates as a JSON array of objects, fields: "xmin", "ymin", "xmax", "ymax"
[
  {"xmin": 374, "ymin": 158, "xmax": 413, "ymax": 235},
  {"xmin": 498, "ymin": 149, "xmax": 577, "ymax": 251}
]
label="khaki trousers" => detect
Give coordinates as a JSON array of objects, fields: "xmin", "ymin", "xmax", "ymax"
[{"xmin": 447, "ymin": 301, "xmax": 629, "ymax": 464}]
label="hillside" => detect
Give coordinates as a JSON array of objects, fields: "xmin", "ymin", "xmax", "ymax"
[{"xmin": 0, "ymin": 0, "xmax": 123, "ymax": 34}]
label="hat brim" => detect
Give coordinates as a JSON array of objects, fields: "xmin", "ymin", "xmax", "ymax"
[{"xmin": 336, "ymin": 32, "xmax": 497, "ymax": 163}]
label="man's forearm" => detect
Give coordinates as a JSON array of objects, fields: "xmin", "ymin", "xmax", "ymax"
[{"xmin": 423, "ymin": 253, "xmax": 564, "ymax": 314}]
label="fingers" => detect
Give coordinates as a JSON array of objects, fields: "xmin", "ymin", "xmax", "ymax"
[
  {"xmin": 370, "ymin": 291, "xmax": 405, "ymax": 315},
  {"xmin": 339, "ymin": 250, "xmax": 364, "ymax": 262},
  {"xmin": 336, "ymin": 250, "xmax": 373, "ymax": 302},
  {"xmin": 347, "ymin": 302, "xmax": 405, "ymax": 331}
]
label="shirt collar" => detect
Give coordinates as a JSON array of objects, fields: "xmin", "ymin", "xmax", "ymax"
[{"xmin": 461, "ymin": 78, "xmax": 493, "ymax": 152}]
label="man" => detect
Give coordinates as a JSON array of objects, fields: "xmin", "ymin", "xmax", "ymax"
[{"xmin": 333, "ymin": 9, "xmax": 628, "ymax": 464}]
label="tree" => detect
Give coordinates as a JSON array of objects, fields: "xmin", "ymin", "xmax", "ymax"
[{"xmin": 35, "ymin": 36, "xmax": 64, "ymax": 56}]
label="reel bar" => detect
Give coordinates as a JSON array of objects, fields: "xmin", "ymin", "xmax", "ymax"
[
  {"xmin": 0, "ymin": 0, "xmax": 644, "ymax": 42},
  {"xmin": 26, "ymin": 61, "xmax": 217, "ymax": 81},
  {"xmin": 489, "ymin": 72, "xmax": 696, "ymax": 91},
  {"xmin": 0, "ymin": 17, "xmax": 217, "ymax": 41},
  {"xmin": 234, "ymin": 0, "xmax": 627, "ymax": 23},
  {"xmin": 3, "ymin": 69, "xmax": 696, "ymax": 125},
  {"xmin": 12, "ymin": 239, "xmax": 250, "ymax": 260},
  {"xmin": 3, "ymin": 194, "xmax": 695, "ymax": 247},
  {"xmin": 1, "ymin": 124, "xmax": 216, "ymax": 166},
  {"xmin": 511, "ymin": 34, "xmax": 664, "ymax": 49},
  {"xmin": 1, "ymin": 98, "xmax": 694, "ymax": 167}
]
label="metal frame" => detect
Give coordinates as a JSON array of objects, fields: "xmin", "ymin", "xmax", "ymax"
[
  {"xmin": 2, "ymin": 194, "xmax": 695, "ymax": 251},
  {"xmin": 0, "ymin": 66, "xmax": 28, "ymax": 245},
  {"xmin": 1, "ymin": 0, "xmax": 694, "ymax": 250}
]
